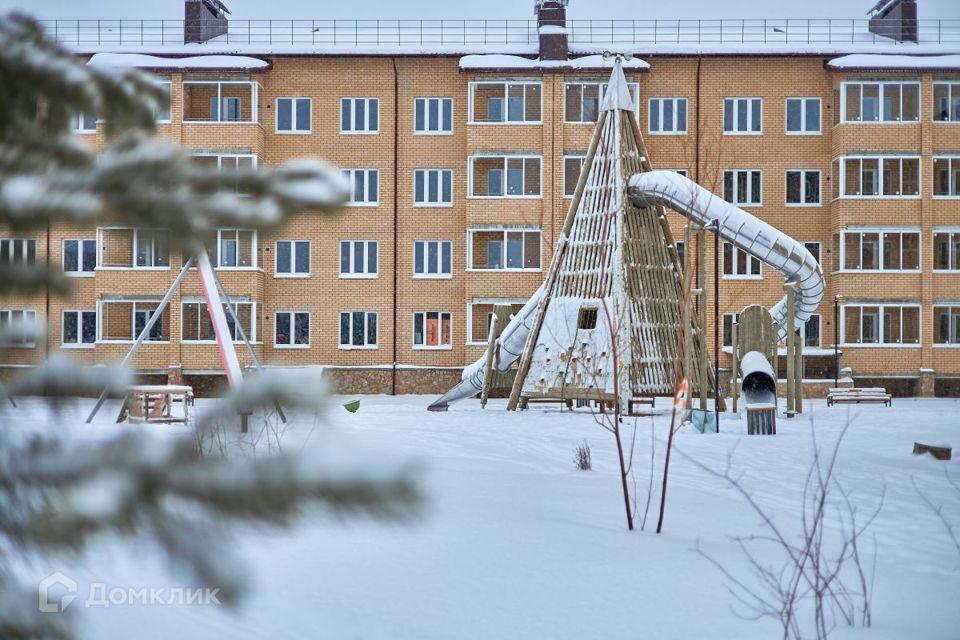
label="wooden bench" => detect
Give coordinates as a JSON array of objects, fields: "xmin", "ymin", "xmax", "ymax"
[{"xmin": 827, "ymin": 387, "xmax": 891, "ymax": 407}]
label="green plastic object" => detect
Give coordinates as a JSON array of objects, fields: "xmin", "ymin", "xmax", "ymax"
[{"xmin": 343, "ymin": 399, "xmax": 360, "ymax": 413}]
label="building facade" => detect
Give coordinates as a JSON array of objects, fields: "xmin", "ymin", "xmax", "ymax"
[{"xmin": 2, "ymin": 0, "xmax": 960, "ymax": 396}]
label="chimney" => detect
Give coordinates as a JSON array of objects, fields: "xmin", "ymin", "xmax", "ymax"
[
  {"xmin": 185, "ymin": 0, "xmax": 229, "ymax": 44},
  {"xmin": 536, "ymin": 1, "xmax": 569, "ymax": 61},
  {"xmin": 867, "ymin": 0, "xmax": 918, "ymax": 43}
]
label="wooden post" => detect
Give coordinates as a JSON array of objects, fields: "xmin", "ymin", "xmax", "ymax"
[
  {"xmin": 683, "ymin": 225, "xmax": 694, "ymax": 411},
  {"xmin": 481, "ymin": 304, "xmax": 512, "ymax": 407},
  {"xmin": 785, "ymin": 283, "xmax": 797, "ymax": 418},
  {"xmin": 794, "ymin": 324, "xmax": 804, "ymax": 414},
  {"xmin": 697, "ymin": 226, "xmax": 708, "ymax": 411},
  {"xmin": 731, "ymin": 321, "xmax": 739, "ymax": 413}
]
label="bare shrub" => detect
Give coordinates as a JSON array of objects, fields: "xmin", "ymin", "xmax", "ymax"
[{"xmin": 573, "ymin": 440, "xmax": 592, "ymax": 471}]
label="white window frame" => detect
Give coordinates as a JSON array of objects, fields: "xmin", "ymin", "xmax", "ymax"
[
  {"xmin": 97, "ymin": 300, "xmax": 169, "ymax": 344},
  {"xmin": 563, "ymin": 81, "xmax": 639, "ymax": 123},
  {"xmin": 785, "ymin": 169, "xmax": 821, "ymax": 207},
  {"xmin": 73, "ymin": 112, "xmax": 97, "ymax": 133},
  {"xmin": 723, "ymin": 169, "xmax": 763, "ymax": 206},
  {"xmin": 341, "ymin": 169, "xmax": 379, "ymax": 206},
  {"xmin": 840, "ymin": 80, "xmax": 921, "ymax": 123},
  {"xmin": 182, "ymin": 80, "xmax": 261, "ymax": 124},
  {"xmin": 275, "ymin": 97, "xmax": 312, "ymax": 134},
  {"xmin": 838, "ymin": 228, "xmax": 921, "ymax": 273},
  {"xmin": 648, "ymin": 97, "xmax": 688, "ymax": 135},
  {"xmin": 803, "ymin": 241, "xmax": 822, "ymax": 266},
  {"xmin": 0, "ymin": 309, "xmax": 37, "ymax": 347},
  {"xmin": 467, "ymin": 228, "xmax": 542, "ymax": 272},
  {"xmin": 467, "ymin": 154, "xmax": 542, "ymax": 199},
  {"xmin": 933, "ymin": 82, "xmax": 960, "ymax": 123},
  {"xmin": 413, "ymin": 240, "xmax": 453, "ymax": 279},
  {"xmin": 414, "ymin": 97, "xmax": 453, "ymax": 135},
  {"xmin": 835, "ymin": 155, "xmax": 922, "ymax": 199},
  {"xmin": 413, "ymin": 311, "xmax": 453, "ymax": 350},
  {"xmin": 933, "ymin": 304, "xmax": 960, "ymax": 346},
  {"xmin": 722, "ymin": 242, "xmax": 762, "ymax": 280},
  {"xmin": 563, "ymin": 154, "xmax": 586, "ymax": 198},
  {"xmin": 274, "ymin": 240, "xmax": 310, "ymax": 278},
  {"xmin": 803, "ymin": 314, "xmax": 822, "ymax": 348},
  {"xmin": 274, "ymin": 310, "xmax": 310, "ymax": 348},
  {"xmin": 840, "ymin": 303, "xmax": 921, "ymax": 347},
  {"xmin": 339, "ymin": 240, "xmax": 378, "ymax": 279},
  {"xmin": 154, "ymin": 78, "xmax": 172, "ymax": 123},
  {"xmin": 214, "ymin": 228, "xmax": 257, "ymax": 269},
  {"xmin": 62, "ymin": 238, "xmax": 97, "ymax": 276},
  {"xmin": 933, "ymin": 228, "xmax": 960, "ymax": 271},
  {"xmin": 466, "ymin": 299, "xmax": 526, "ymax": 346},
  {"xmin": 468, "ymin": 81, "xmax": 543, "ymax": 125},
  {"xmin": 179, "ymin": 300, "xmax": 256, "ymax": 344},
  {"xmin": 132, "ymin": 229, "xmax": 170, "ymax": 270},
  {"xmin": 340, "ymin": 97, "xmax": 379, "ymax": 134},
  {"xmin": 0, "ymin": 238, "xmax": 36, "ymax": 264},
  {"xmin": 339, "ymin": 311, "xmax": 378, "ymax": 349},
  {"xmin": 61, "ymin": 309, "xmax": 97, "ymax": 348},
  {"xmin": 723, "ymin": 97, "xmax": 762, "ymax": 135},
  {"xmin": 722, "ymin": 312, "xmax": 740, "ymax": 348},
  {"xmin": 413, "ymin": 169, "xmax": 453, "ymax": 207},
  {"xmin": 785, "ymin": 97, "xmax": 821, "ymax": 135},
  {"xmin": 933, "ymin": 156, "xmax": 960, "ymax": 198}
]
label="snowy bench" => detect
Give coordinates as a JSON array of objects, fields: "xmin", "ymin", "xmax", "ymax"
[{"xmin": 827, "ymin": 387, "xmax": 891, "ymax": 407}]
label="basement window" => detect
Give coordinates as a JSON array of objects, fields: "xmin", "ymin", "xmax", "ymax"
[{"xmin": 578, "ymin": 307, "xmax": 598, "ymax": 330}]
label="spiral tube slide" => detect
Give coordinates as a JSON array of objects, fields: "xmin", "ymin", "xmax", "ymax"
[{"xmin": 426, "ymin": 170, "xmax": 824, "ymax": 411}]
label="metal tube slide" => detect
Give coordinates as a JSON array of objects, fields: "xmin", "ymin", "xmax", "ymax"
[
  {"xmin": 426, "ymin": 284, "xmax": 545, "ymax": 411},
  {"xmin": 740, "ymin": 350, "xmax": 777, "ymax": 407},
  {"xmin": 627, "ymin": 170, "xmax": 824, "ymax": 340}
]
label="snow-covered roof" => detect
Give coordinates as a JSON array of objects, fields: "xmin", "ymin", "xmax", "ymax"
[
  {"xmin": 85, "ymin": 52, "xmax": 270, "ymax": 71},
  {"xmin": 459, "ymin": 54, "xmax": 649, "ymax": 72},
  {"xmin": 827, "ymin": 53, "xmax": 960, "ymax": 71}
]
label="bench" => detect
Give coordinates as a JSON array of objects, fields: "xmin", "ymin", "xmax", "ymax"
[{"xmin": 827, "ymin": 387, "xmax": 891, "ymax": 407}]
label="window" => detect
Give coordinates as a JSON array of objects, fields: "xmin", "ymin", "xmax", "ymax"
[
  {"xmin": 469, "ymin": 155, "xmax": 541, "ymax": 197},
  {"xmin": 723, "ymin": 170, "xmax": 762, "ymax": 206},
  {"xmin": 564, "ymin": 81, "xmax": 639, "ymax": 123},
  {"xmin": 934, "ymin": 82, "xmax": 960, "ymax": 122},
  {"xmin": 0, "ymin": 238, "xmax": 36, "ymax": 265},
  {"xmin": 723, "ymin": 98, "xmax": 762, "ymax": 134},
  {"xmin": 181, "ymin": 301, "xmax": 254, "ymax": 342},
  {"xmin": 675, "ymin": 240, "xmax": 685, "ymax": 269},
  {"xmin": 341, "ymin": 169, "xmax": 379, "ymax": 205},
  {"xmin": 563, "ymin": 154, "xmax": 586, "ymax": 197},
  {"xmin": 63, "ymin": 239, "xmax": 96, "ymax": 274},
  {"xmin": 841, "ymin": 81, "xmax": 920, "ymax": 122},
  {"xmin": 212, "ymin": 97, "xmax": 241, "ymax": 122},
  {"xmin": 786, "ymin": 98, "xmax": 821, "ymax": 134},
  {"xmin": 100, "ymin": 301, "xmax": 169, "ymax": 342},
  {"xmin": 340, "ymin": 97, "xmax": 379, "ymax": 133},
  {"xmin": 649, "ymin": 97, "xmax": 688, "ymax": 134},
  {"xmin": 191, "ymin": 153, "xmax": 258, "ymax": 194},
  {"xmin": 275, "ymin": 311, "xmax": 309, "ymax": 347},
  {"xmin": 933, "ymin": 230, "xmax": 960, "ymax": 271},
  {"xmin": 723, "ymin": 242, "xmax": 761, "ymax": 278},
  {"xmin": 469, "ymin": 229, "xmax": 541, "ymax": 270},
  {"xmin": 722, "ymin": 312, "xmax": 739, "ymax": 348},
  {"xmin": 835, "ymin": 156, "xmax": 920, "ymax": 198},
  {"xmin": 134, "ymin": 229, "xmax": 170, "ymax": 268},
  {"xmin": 413, "ymin": 311, "xmax": 452, "ymax": 348},
  {"xmin": 414, "ymin": 169, "xmax": 453, "ymax": 206},
  {"xmin": 470, "ymin": 81, "xmax": 542, "ymax": 123},
  {"xmin": 0, "ymin": 310, "xmax": 37, "ymax": 347},
  {"xmin": 183, "ymin": 80, "xmax": 260, "ymax": 123},
  {"xmin": 467, "ymin": 301, "xmax": 525, "ymax": 344},
  {"xmin": 73, "ymin": 113, "xmax": 96, "ymax": 133},
  {"xmin": 414, "ymin": 240, "xmax": 452, "ymax": 278},
  {"xmin": 933, "ymin": 157, "xmax": 960, "ymax": 197},
  {"xmin": 276, "ymin": 97, "xmax": 311, "ymax": 133},
  {"xmin": 154, "ymin": 79, "xmax": 171, "ymax": 122},
  {"xmin": 339, "ymin": 240, "xmax": 378, "ymax": 278},
  {"xmin": 340, "ymin": 311, "xmax": 377, "ymax": 348},
  {"xmin": 804, "ymin": 241, "xmax": 822, "ymax": 265},
  {"xmin": 62, "ymin": 310, "xmax": 97, "ymax": 346},
  {"xmin": 804, "ymin": 315, "xmax": 821, "ymax": 348},
  {"xmin": 934, "ymin": 306, "xmax": 960, "ymax": 345},
  {"xmin": 213, "ymin": 229, "xmax": 256, "ymax": 268},
  {"xmin": 577, "ymin": 307, "xmax": 598, "ymax": 330},
  {"xmin": 415, "ymin": 97, "xmax": 453, "ymax": 134},
  {"xmin": 842, "ymin": 303, "xmax": 920, "ymax": 345},
  {"xmin": 275, "ymin": 240, "xmax": 310, "ymax": 276},
  {"xmin": 786, "ymin": 170, "xmax": 820, "ymax": 205},
  {"xmin": 841, "ymin": 230, "xmax": 920, "ymax": 271}
]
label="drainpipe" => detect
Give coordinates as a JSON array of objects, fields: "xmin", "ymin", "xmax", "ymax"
[
  {"xmin": 694, "ymin": 56, "xmax": 701, "ymax": 185},
  {"xmin": 44, "ymin": 219, "xmax": 50, "ymax": 361},
  {"xmin": 391, "ymin": 57, "xmax": 399, "ymax": 395}
]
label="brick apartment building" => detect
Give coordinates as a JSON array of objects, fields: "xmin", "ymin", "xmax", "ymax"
[{"xmin": 2, "ymin": 0, "xmax": 959, "ymax": 396}]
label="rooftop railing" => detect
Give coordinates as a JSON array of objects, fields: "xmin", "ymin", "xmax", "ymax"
[{"xmin": 41, "ymin": 18, "xmax": 960, "ymax": 48}]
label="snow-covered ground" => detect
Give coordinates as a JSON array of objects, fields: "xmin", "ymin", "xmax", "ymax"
[{"xmin": 9, "ymin": 395, "xmax": 960, "ymax": 639}]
